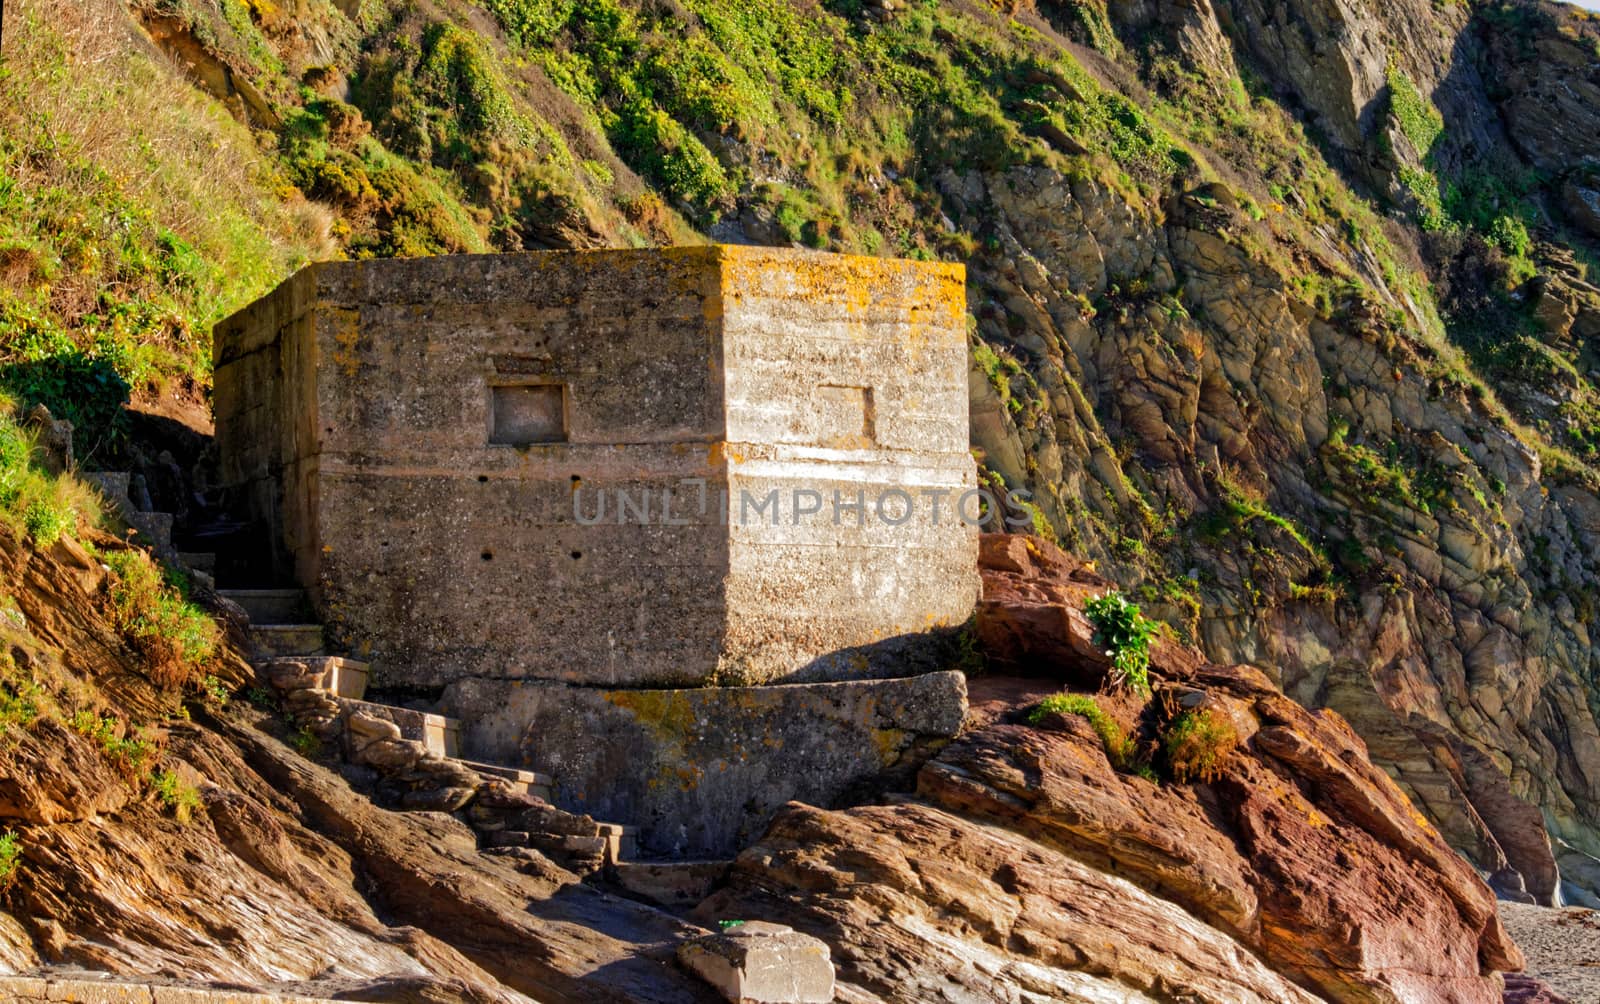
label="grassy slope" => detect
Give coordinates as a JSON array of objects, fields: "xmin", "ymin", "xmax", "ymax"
[{"xmin": 0, "ymin": 0, "xmax": 327, "ymax": 456}]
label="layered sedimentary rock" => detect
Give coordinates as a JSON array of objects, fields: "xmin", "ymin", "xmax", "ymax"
[{"xmin": 0, "ymin": 508, "xmax": 1535, "ymax": 1003}]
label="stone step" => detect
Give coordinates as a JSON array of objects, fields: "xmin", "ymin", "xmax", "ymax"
[
  {"xmin": 250, "ymin": 623, "xmax": 326, "ymax": 658},
  {"xmin": 611, "ymin": 859, "xmax": 731, "ymax": 908},
  {"xmin": 484, "ymin": 822, "xmax": 635, "ymax": 866},
  {"xmin": 179, "ymin": 551, "xmax": 217, "ymax": 575},
  {"xmin": 259, "ymin": 656, "xmax": 369, "ymax": 700},
  {"xmin": 339, "ymin": 698, "xmax": 459, "ymax": 758},
  {"xmin": 526, "ymin": 831, "xmax": 610, "ymax": 862},
  {"xmin": 222, "ymin": 588, "xmax": 312, "ymax": 625},
  {"xmin": 453, "ymin": 758, "xmax": 553, "ymax": 800}
]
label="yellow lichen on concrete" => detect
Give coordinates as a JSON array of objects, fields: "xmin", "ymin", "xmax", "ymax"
[{"xmin": 325, "ymin": 309, "xmax": 364, "ymax": 379}]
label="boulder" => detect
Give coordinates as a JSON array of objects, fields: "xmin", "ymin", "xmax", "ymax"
[
  {"xmin": 356, "ymin": 738, "xmax": 427, "ymax": 771},
  {"xmin": 678, "ymin": 921, "xmax": 834, "ymax": 1004},
  {"xmin": 346, "ymin": 711, "xmax": 402, "ymax": 743},
  {"xmin": 1565, "ymin": 172, "xmax": 1600, "ymax": 239}
]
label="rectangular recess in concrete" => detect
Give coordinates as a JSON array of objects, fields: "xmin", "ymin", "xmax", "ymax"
[
  {"xmin": 489, "ymin": 382, "xmax": 566, "ymax": 445},
  {"xmin": 815, "ymin": 385, "xmax": 874, "ymax": 447}
]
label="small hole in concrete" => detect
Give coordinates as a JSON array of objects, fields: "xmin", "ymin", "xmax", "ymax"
[
  {"xmin": 570, "ymin": 550, "xmax": 582, "ymax": 560},
  {"xmin": 477, "ymin": 475, "xmax": 489, "ymax": 483},
  {"xmin": 570, "ymin": 474, "xmax": 581, "ymax": 483},
  {"xmin": 481, "ymin": 551, "xmax": 493, "ymax": 561}
]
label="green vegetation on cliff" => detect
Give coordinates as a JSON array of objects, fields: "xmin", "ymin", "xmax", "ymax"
[{"xmin": 0, "ymin": 0, "xmax": 320, "ymax": 450}]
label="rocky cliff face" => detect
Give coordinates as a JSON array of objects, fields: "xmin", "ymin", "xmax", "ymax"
[{"xmin": 956, "ymin": 0, "xmax": 1600, "ymax": 907}]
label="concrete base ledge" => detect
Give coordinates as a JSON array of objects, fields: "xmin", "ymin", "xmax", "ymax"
[
  {"xmin": 441, "ymin": 671, "xmax": 968, "ymax": 858},
  {"xmin": 0, "ymin": 975, "xmax": 341, "ymax": 1003}
]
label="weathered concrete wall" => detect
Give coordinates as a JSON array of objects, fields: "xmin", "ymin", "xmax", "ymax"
[
  {"xmin": 331, "ymin": 250, "xmax": 727, "ymax": 688},
  {"xmin": 716, "ymin": 249, "xmax": 977, "ymax": 682},
  {"xmin": 440, "ymin": 671, "xmax": 968, "ymax": 858},
  {"xmin": 215, "ymin": 246, "xmax": 977, "ymax": 688},
  {"xmin": 214, "ymin": 270, "xmax": 323, "ymax": 586},
  {"xmin": 218, "ymin": 250, "xmax": 731, "ymax": 687}
]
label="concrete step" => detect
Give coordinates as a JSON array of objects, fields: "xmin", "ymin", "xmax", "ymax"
[
  {"xmin": 258, "ymin": 656, "xmax": 368, "ymax": 699},
  {"xmin": 128, "ymin": 510, "xmax": 174, "ymax": 552},
  {"xmin": 339, "ymin": 698, "xmax": 459, "ymax": 758},
  {"xmin": 250, "ymin": 623, "xmax": 326, "ymax": 658},
  {"xmin": 180, "ymin": 551, "xmax": 217, "ymax": 575},
  {"xmin": 222, "ymin": 588, "xmax": 311, "ymax": 625},
  {"xmin": 611, "ymin": 859, "xmax": 731, "ymax": 908},
  {"xmin": 595, "ymin": 821, "xmax": 639, "ymax": 865},
  {"xmin": 454, "ymin": 758, "xmax": 553, "ymax": 800},
  {"xmin": 84, "ymin": 471, "xmax": 131, "ymax": 514}
]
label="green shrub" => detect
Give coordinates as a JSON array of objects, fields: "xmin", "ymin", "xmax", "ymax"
[
  {"xmin": 480, "ymin": 0, "xmax": 581, "ymax": 48},
  {"xmin": 99, "ymin": 549, "xmax": 220, "ymax": 690},
  {"xmin": 1399, "ymin": 166, "xmax": 1447, "ymax": 231},
  {"xmin": 0, "ymin": 352, "xmax": 132, "ymax": 449},
  {"xmin": 416, "ymin": 23, "xmax": 529, "ymax": 150},
  {"xmin": 1083, "ymin": 592, "xmax": 1158, "ymax": 695},
  {"xmin": 1028, "ymin": 693, "xmax": 1133, "ymax": 769},
  {"xmin": 1487, "ymin": 214, "xmax": 1531, "ymax": 258},
  {"xmin": 201, "ymin": 675, "xmax": 230, "ymax": 705},
  {"xmin": 612, "ymin": 98, "xmax": 731, "ymax": 208},
  {"xmin": 1386, "ymin": 65, "xmax": 1443, "ymax": 156},
  {"xmin": 0, "ymin": 407, "xmax": 95, "ymax": 549},
  {"xmin": 1164, "ymin": 709, "xmax": 1238, "ymax": 783},
  {"xmin": 0, "ymin": 675, "xmax": 42, "ymax": 738},
  {"xmin": 289, "ymin": 727, "xmax": 322, "ymax": 758},
  {"xmin": 0, "ymin": 830, "xmax": 21, "ymax": 889},
  {"xmin": 22, "ymin": 498, "xmax": 72, "ymax": 548},
  {"xmin": 951, "ymin": 620, "xmax": 985, "ymax": 675},
  {"xmin": 70, "ymin": 711, "xmax": 155, "ymax": 778},
  {"xmin": 151, "ymin": 768, "xmax": 202, "ymax": 824},
  {"xmin": 0, "ymin": 421, "xmax": 30, "ymax": 477}
]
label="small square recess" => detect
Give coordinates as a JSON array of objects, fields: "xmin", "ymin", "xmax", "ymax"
[{"xmin": 491, "ymin": 384, "xmax": 566, "ymax": 445}]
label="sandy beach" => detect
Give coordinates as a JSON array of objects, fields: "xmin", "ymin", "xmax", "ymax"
[{"xmin": 1500, "ymin": 901, "xmax": 1600, "ymax": 1002}]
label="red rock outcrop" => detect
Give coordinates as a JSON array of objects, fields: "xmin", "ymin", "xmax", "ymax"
[{"xmin": 698, "ymin": 533, "xmax": 1524, "ymax": 1003}]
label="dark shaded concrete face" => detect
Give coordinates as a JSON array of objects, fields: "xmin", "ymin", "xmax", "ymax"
[
  {"xmin": 215, "ymin": 246, "xmax": 979, "ymax": 688},
  {"xmin": 441, "ymin": 671, "xmax": 969, "ymax": 858}
]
